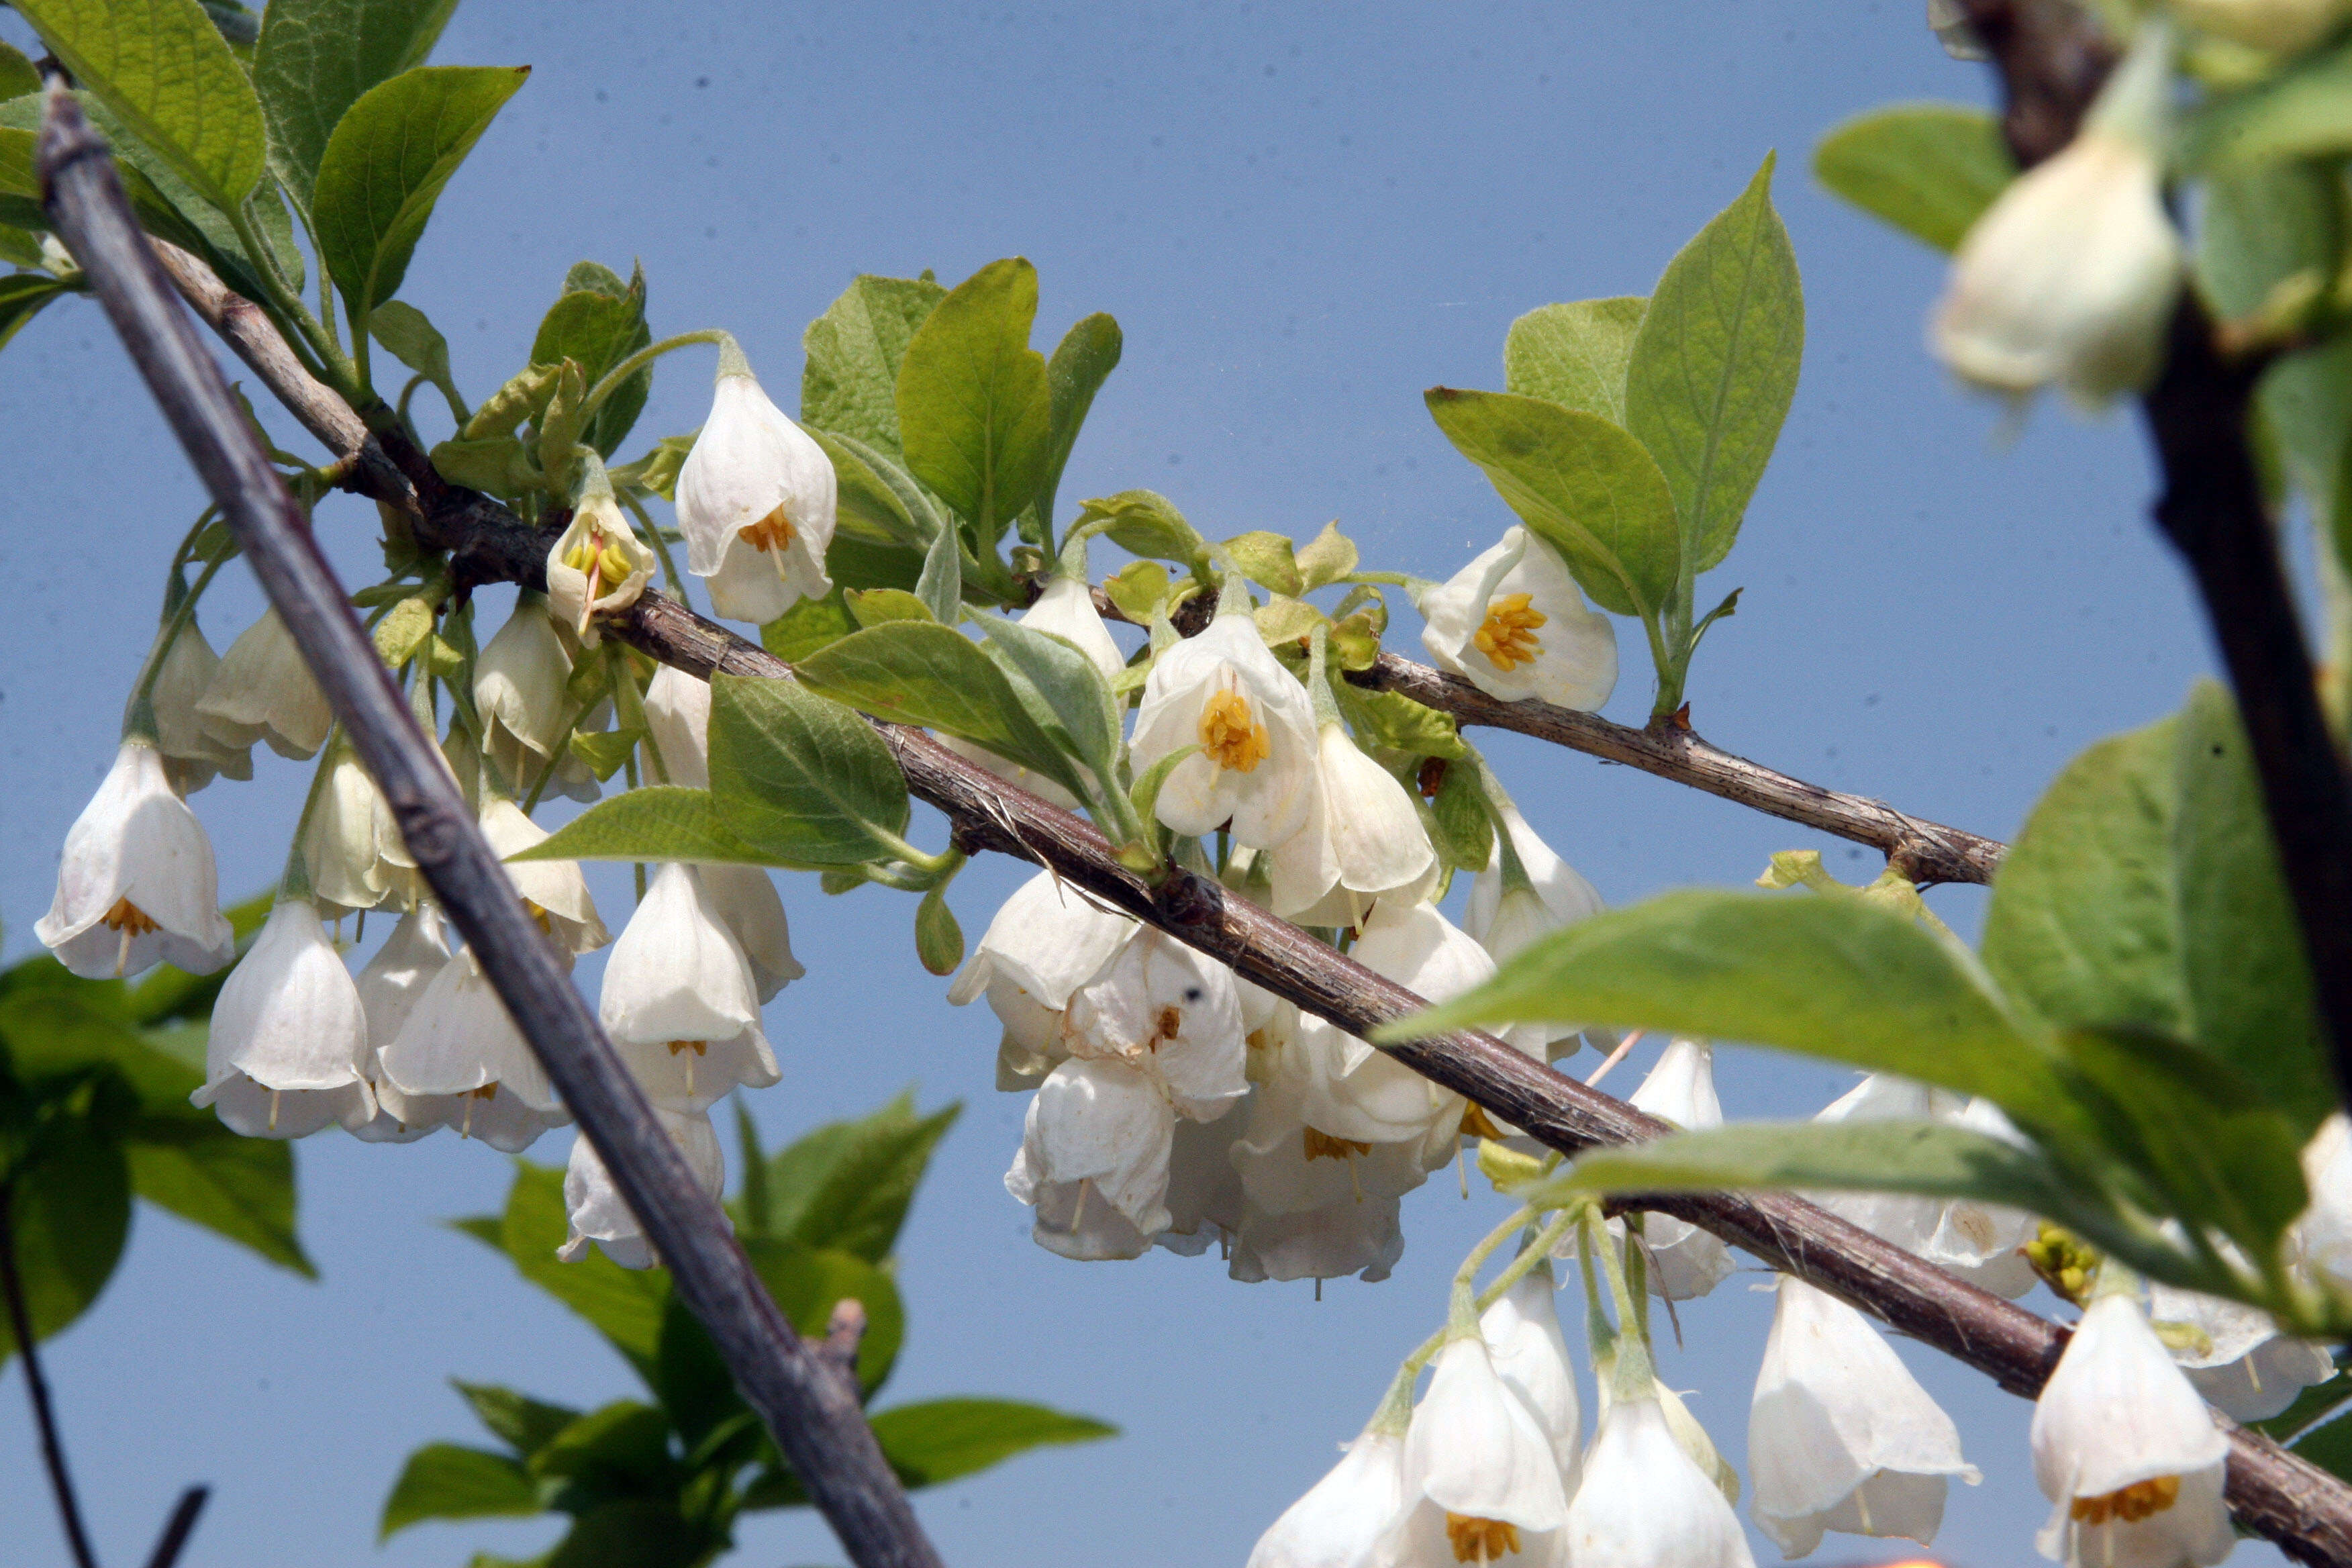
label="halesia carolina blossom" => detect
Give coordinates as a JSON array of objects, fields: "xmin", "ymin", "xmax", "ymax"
[
  {"xmin": 1159, "ymin": 1091, "xmax": 1251, "ymax": 1259},
  {"xmin": 302, "ymin": 743, "xmax": 418, "ymax": 913},
  {"xmin": 1377, "ymin": 1334, "xmax": 1569, "ymax": 1567},
  {"xmin": 350, "ymin": 903, "xmax": 452, "ymax": 1143},
  {"xmin": 37, "ymin": 738, "xmax": 236, "ymax": 979},
  {"xmin": 2298, "ymin": 1112, "xmax": 2352, "ymax": 1286},
  {"xmin": 948, "ymin": 870, "xmax": 1136, "ymax": 1083},
  {"xmin": 1623, "ymin": 1039, "xmax": 1736, "ymax": 1300},
  {"xmin": 2031, "ymin": 1287, "xmax": 2234, "ymax": 1568},
  {"xmin": 197, "ymin": 608, "xmax": 332, "ymax": 761},
  {"xmin": 1130, "ymin": 607, "xmax": 1320, "ymax": 849},
  {"xmin": 940, "ymin": 575, "xmax": 1127, "ymax": 808},
  {"xmin": 192, "ymin": 898, "xmax": 375, "ymax": 1138},
  {"xmin": 1929, "ymin": 25, "xmax": 2182, "ymax": 408},
  {"xmin": 1063, "ymin": 925, "xmax": 1249, "ymax": 1120},
  {"xmin": 377, "ymin": 947, "xmax": 570, "ymax": 1151},
  {"xmin": 546, "ymin": 488, "xmax": 654, "ymax": 647},
  {"xmin": 1246, "ymin": 1410, "xmax": 1407, "ymax": 1568},
  {"xmin": 1464, "ymin": 799, "xmax": 1605, "ymax": 1059},
  {"xmin": 1420, "ymin": 526, "xmax": 1616, "ymax": 710},
  {"xmin": 479, "ymin": 797, "xmax": 609, "ymax": 952},
  {"xmin": 1480, "ymin": 1269, "xmax": 1583, "ymax": 1491},
  {"xmin": 476, "ymin": 594, "xmax": 597, "ymax": 805},
  {"xmin": 1004, "ymin": 1056, "xmax": 1177, "ymax": 1260},
  {"xmin": 643, "ymin": 663, "xmax": 714, "ymax": 789},
  {"xmin": 560, "ymin": 1107, "xmax": 726, "ymax": 1269},
  {"xmin": 2146, "ymin": 1281, "xmax": 2335, "ymax": 1423},
  {"xmin": 598, "ymin": 862, "xmax": 780, "ymax": 1111},
  {"xmin": 1268, "ymin": 722, "xmax": 1437, "ymax": 927},
  {"xmin": 1227, "ymin": 1059, "xmax": 1425, "ymax": 1285},
  {"xmin": 1565, "ymin": 1391, "xmax": 1757, "ymax": 1568},
  {"xmin": 1749, "ymin": 1275, "xmax": 1979, "ymax": 1557},
  {"xmin": 146, "ymin": 618, "xmax": 250, "ymax": 792},
  {"xmin": 675, "ymin": 354, "xmax": 836, "ymax": 626},
  {"xmin": 2171, "ymin": 0, "xmax": 2351, "ymax": 53}
]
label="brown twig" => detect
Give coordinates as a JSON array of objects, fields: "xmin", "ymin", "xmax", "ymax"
[
  {"xmin": 0, "ymin": 1181, "xmax": 101, "ymax": 1568},
  {"xmin": 36, "ymin": 87, "xmax": 943, "ymax": 1568},
  {"xmin": 142, "ymin": 1486, "xmax": 207, "ymax": 1568}
]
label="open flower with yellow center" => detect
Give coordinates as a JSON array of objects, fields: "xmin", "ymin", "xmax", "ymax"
[
  {"xmin": 2031, "ymin": 1284, "xmax": 2234, "ymax": 1568},
  {"xmin": 1227, "ymin": 1044, "xmax": 1430, "ymax": 1285},
  {"xmin": 560, "ymin": 1106, "xmax": 726, "ymax": 1269},
  {"xmin": 546, "ymin": 487, "xmax": 654, "ymax": 648},
  {"xmin": 1377, "ymin": 1334, "xmax": 1568, "ymax": 1567},
  {"xmin": 597, "ymin": 861, "xmax": 779, "ymax": 1112},
  {"xmin": 1420, "ymin": 526, "xmax": 1617, "ymax": 709},
  {"xmin": 191, "ymin": 897, "xmax": 376, "ymax": 1139},
  {"xmin": 1130, "ymin": 609, "xmax": 1319, "ymax": 849},
  {"xmin": 377, "ymin": 945, "xmax": 572, "ymax": 1150},
  {"xmin": 37, "ymin": 738, "xmax": 236, "ymax": 979},
  {"xmin": 675, "ymin": 358, "xmax": 836, "ymax": 626}
]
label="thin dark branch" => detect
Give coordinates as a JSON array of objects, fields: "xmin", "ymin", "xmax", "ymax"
[
  {"xmin": 36, "ymin": 87, "xmax": 943, "ymax": 1568},
  {"xmin": 115, "ymin": 109, "xmax": 2352, "ymax": 1568},
  {"xmin": 0, "ymin": 1181, "xmax": 102, "ymax": 1568},
  {"xmin": 142, "ymin": 1487, "xmax": 207, "ymax": 1568}
]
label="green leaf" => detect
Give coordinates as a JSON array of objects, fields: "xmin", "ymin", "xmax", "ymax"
[
  {"xmin": 763, "ymin": 586, "xmax": 857, "ymax": 663},
  {"xmin": 313, "ymin": 64, "xmax": 530, "ymax": 317},
  {"xmin": 252, "ymin": 0, "xmax": 458, "ymax": 207},
  {"xmin": 372, "ymin": 298, "xmax": 459, "ymax": 403},
  {"xmin": 460, "ymin": 1162, "xmax": 666, "ymax": 1376},
  {"xmin": 1812, "ymin": 103, "xmax": 2014, "ymax": 253},
  {"xmin": 758, "ymin": 1092, "xmax": 961, "ymax": 1265},
  {"xmin": 123, "ymin": 1106, "xmax": 309, "ymax": 1275},
  {"xmin": 733, "ymin": 1100, "xmax": 770, "ymax": 1234},
  {"xmin": 707, "ymin": 672, "xmax": 912, "ymax": 869},
  {"xmin": 1504, "ymin": 297, "xmax": 1649, "ymax": 423},
  {"xmin": 0, "ymin": 225, "xmax": 48, "ymax": 268},
  {"xmin": 14, "ymin": 0, "xmax": 267, "ymax": 207},
  {"xmin": 1221, "ymin": 530, "xmax": 1304, "ymax": 597},
  {"xmin": 453, "ymin": 1381, "xmax": 583, "ymax": 1461},
  {"xmin": 2292, "ymin": 1409, "xmax": 2352, "ymax": 1487},
  {"xmin": 2186, "ymin": 39, "xmax": 2352, "ymax": 167},
  {"xmin": 791, "ymin": 622, "xmax": 1087, "ymax": 800},
  {"xmin": 543, "ymin": 1500, "xmax": 712, "ymax": 1568},
  {"xmin": 895, "ymin": 256, "xmax": 1052, "ymax": 541},
  {"xmin": 0, "ymin": 1120, "xmax": 131, "ymax": 1363},
  {"xmin": 1383, "ymin": 889, "xmax": 2086, "ymax": 1138},
  {"xmin": 846, "ymin": 588, "xmax": 936, "ymax": 628},
  {"xmin": 1429, "ymin": 754, "xmax": 1492, "ymax": 874},
  {"xmin": 975, "ymin": 614, "xmax": 1123, "ymax": 787},
  {"xmin": 529, "ymin": 1400, "xmax": 677, "ymax": 1489},
  {"xmin": 746, "ymin": 1238, "xmax": 906, "ymax": 1395},
  {"xmin": 1624, "ymin": 152, "xmax": 1804, "ymax": 577},
  {"xmin": 914, "ymin": 495, "xmax": 963, "ymax": 625},
  {"xmin": 0, "ymin": 44, "xmax": 41, "ymax": 101},
  {"xmin": 532, "ymin": 264, "xmax": 652, "ymax": 455},
  {"xmin": 1424, "ymin": 387, "xmax": 1679, "ymax": 620},
  {"xmin": 1103, "ymin": 559, "xmax": 1174, "ymax": 624},
  {"xmin": 801, "ymin": 272, "xmax": 946, "ymax": 458},
  {"xmin": 1030, "ymin": 311, "xmax": 1122, "ymax": 535},
  {"xmin": 569, "ymin": 726, "xmax": 646, "ymax": 783},
  {"xmin": 0, "ymin": 273, "xmax": 75, "ymax": 351},
  {"xmin": 1295, "ymin": 520, "xmax": 1360, "ymax": 590},
  {"xmin": 915, "ymin": 887, "xmax": 963, "ymax": 975},
  {"xmin": 2173, "ymin": 682, "xmax": 2330, "ymax": 1132},
  {"xmin": 1075, "ymin": 489, "xmax": 1203, "ymax": 564},
  {"xmin": 512, "ymin": 785, "xmax": 779, "ymax": 868},
  {"xmin": 379, "ymin": 1442, "xmax": 541, "ymax": 1540},
  {"xmin": 810, "ymin": 428, "xmax": 928, "ymax": 549},
  {"xmin": 2254, "ymin": 1361, "xmax": 2350, "ymax": 1442},
  {"xmin": 1338, "ymin": 685, "xmax": 1466, "ymax": 761},
  {"xmin": 870, "ymin": 1398, "xmax": 1116, "ymax": 1488}
]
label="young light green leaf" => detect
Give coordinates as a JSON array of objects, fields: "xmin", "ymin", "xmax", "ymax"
[
  {"xmin": 792, "ymin": 622, "xmax": 1089, "ymax": 801},
  {"xmin": 0, "ymin": 1122, "xmax": 130, "ymax": 1363},
  {"xmin": 0, "ymin": 273, "xmax": 75, "ymax": 352},
  {"xmin": 763, "ymin": 587, "xmax": 857, "ymax": 663},
  {"xmin": 1030, "ymin": 311, "xmax": 1123, "ymax": 535},
  {"xmin": 846, "ymin": 588, "xmax": 936, "ymax": 628},
  {"xmin": 802, "ymin": 271, "xmax": 946, "ymax": 458},
  {"xmin": 378, "ymin": 1443, "xmax": 540, "ymax": 1540},
  {"xmin": 1813, "ymin": 103, "xmax": 2014, "ymax": 253},
  {"xmin": 1127, "ymin": 743, "xmax": 1199, "ymax": 852},
  {"xmin": 1624, "ymin": 153, "xmax": 1804, "ymax": 577},
  {"xmin": 507, "ymin": 786, "xmax": 783, "ymax": 868},
  {"xmin": 1505, "ymin": 297, "xmax": 1649, "ymax": 422},
  {"xmin": 707, "ymin": 672, "xmax": 913, "ymax": 869},
  {"xmin": 1103, "ymin": 558, "xmax": 1174, "ymax": 623},
  {"xmin": 976, "ymin": 615, "xmax": 1123, "ymax": 785},
  {"xmin": 1339, "ymin": 685, "xmax": 1467, "ymax": 761},
  {"xmin": 253, "ymin": 0, "xmax": 458, "ymax": 207},
  {"xmin": 809, "ymin": 428, "xmax": 926, "ymax": 548},
  {"xmin": 1430, "ymin": 755, "xmax": 1493, "ymax": 873},
  {"xmin": 370, "ymin": 298, "xmax": 460, "ymax": 409},
  {"xmin": 15, "ymin": 0, "xmax": 267, "ymax": 208},
  {"xmin": 531, "ymin": 264, "xmax": 652, "ymax": 456},
  {"xmin": 0, "ymin": 43, "xmax": 40, "ymax": 100},
  {"xmin": 1424, "ymin": 387, "xmax": 1679, "ymax": 620},
  {"xmin": 915, "ymin": 887, "xmax": 963, "ymax": 975},
  {"xmin": 313, "ymin": 64, "xmax": 530, "ymax": 316},
  {"xmin": 2185, "ymin": 40, "xmax": 2352, "ymax": 168},
  {"xmin": 1295, "ymin": 520, "xmax": 1360, "ymax": 589},
  {"xmin": 895, "ymin": 256, "xmax": 1052, "ymax": 540},
  {"xmin": 1076, "ymin": 489, "xmax": 1204, "ymax": 564},
  {"xmin": 914, "ymin": 495, "xmax": 963, "ymax": 625},
  {"xmin": 869, "ymin": 1398, "xmax": 1116, "ymax": 1487},
  {"xmin": 1222, "ymin": 530, "xmax": 1304, "ymax": 597}
]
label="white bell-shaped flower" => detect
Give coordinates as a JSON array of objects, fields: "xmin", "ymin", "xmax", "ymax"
[
  {"xmin": 1247, "ymin": 1416, "xmax": 1407, "ymax": 1568},
  {"xmin": 1065, "ymin": 926, "xmax": 1248, "ymax": 1120},
  {"xmin": 1749, "ymin": 1275, "xmax": 1978, "ymax": 1557},
  {"xmin": 1225, "ymin": 1050, "xmax": 1422, "ymax": 1284},
  {"xmin": 479, "ymin": 797, "xmax": 609, "ymax": 952},
  {"xmin": 2295, "ymin": 1112, "xmax": 2352, "ymax": 1283},
  {"xmin": 1930, "ymin": 28, "xmax": 2181, "ymax": 408},
  {"xmin": 1481, "ymin": 1269, "xmax": 1583, "ymax": 1492},
  {"xmin": 476, "ymin": 594, "xmax": 596, "ymax": 805},
  {"xmin": 559, "ymin": 1107, "xmax": 726, "ymax": 1269},
  {"xmin": 599, "ymin": 862, "xmax": 780, "ymax": 1111},
  {"xmin": 37, "ymin": 738, "xmax": 236, "ymax": 979},
  {"xmin": 197, "ymin": 608, "xmax": 332, "ymax": 760},
  {"xmin": 2031, "ymin": 1287, "xmax": 2234, "ymax": 1568},
  {"xmin": 676, "ymin": 362, "xmax": 836, "ymax": 626},
  {"xmin": 701, "ymin": 864, "xmax": 803, "ymax": 1001},
  {"xmin": 350, "ymin": 903, "xmax": 452, "ymax": 1143},
  {"xmin": 377, "ymin": 946, "xmax": 569, "ymax": 1150},
  {"xmin": 2147, "ymin": 1282, "xmax": 2337, "ymax": 1423},
  {"xmin": 191, "ymin": 897, "xmax": 375, "ymax": 1138},
  {"xmin": 302, "ymin": 743, "xmax": 417, "ymax": 913},
  {"xmin": 1269, "ymin": 722, "xmax": 1437, "ymax": 926},
  {"xmin": 2171, "ymin": 0, "xmax": 2351, "ymax": 54},
  {"xmin": 948, "ymin": 871, "xmax": 1137, "ymax": 1078},
  {"xmin": 1420, "ymin": 526, "xmax": 1617, "ymax": 709},
  {"xmin": 1004, "ymin": 1057, "xmax": 1176, "ymax": 1260},
  {"xmin": 1621, "ymin": 1038, "xmax": 1736, "ymax": 1300},
  {"xmin": 1565, "ymin": 1391, "xmax": 1757, "ymax": 1568},
  {"xmin": 546, "ymin": 490, "xmax": 654, "ymax": 646},
  {"xmin": 1159, "ymin": 1090, "xmax": 1250, "ymax": 1257},
  {"xmin": 644, "ymin": 662, "xmax": 714, "ymax": 789},
  {"xmin": 1465, "ymin": 800, "xmax": 1605, "ymax": 1057},
  {"xmin": 1130, "ymin": 609, "xmax": 1320, "ymax": 848},
  {"xmin": 939, "ymin": 575, "xmax": 1127, "ymax": 808},
  {"xmin": 1378, "ymin": 1334, "xmax": 1568, "ymax": 1567},
  {"xmin": 147, "ymin": 618, "xmax": 250, "ymax": 792}
]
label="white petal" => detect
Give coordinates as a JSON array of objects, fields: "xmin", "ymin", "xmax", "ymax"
[
  {"xmin": 36, "ymin": 740, "xmax": 235, "ymax": 978},
  {"xmin": 1248, "ymin": 1426, "xmax": 1406, "ymax": 1568},
  {"xmin": 1404, "ymin": 1338, "xmax": 1567, "ymax": 1530}
]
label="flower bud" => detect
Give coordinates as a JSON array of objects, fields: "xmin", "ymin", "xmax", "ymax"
[
  {"xmin": 146, "ymin": 618, "xmax": 251, "ymax": 792},
  {"xmin": 598, "ymin": 861, "xmax": 779, "ymax": 1111},
  {"xmin": 198, "ymin": 608, "xmax": 332, "ymax": 760},
  {"xmin": 676, "ymin": 361, "xmax": 836, "ymax": 626},
  {"xmin": 302, "ymin": 742, "xmax": 415, "ymax": 913},
  {"xmin": 476, "ymin": 594, "xmax": 589, "ymax": 801},
  {"xmin": 479, "ymin": 797, "xmax": 609, "ymax": 952}
]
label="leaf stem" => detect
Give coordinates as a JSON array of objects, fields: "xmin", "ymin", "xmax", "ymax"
[{"xmin": 580, "ymin": 330, "xmax": 734, "ymax": 426}]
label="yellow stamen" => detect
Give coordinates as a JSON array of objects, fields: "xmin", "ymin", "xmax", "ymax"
[
  {"xmin": 1197, "ymin": 689, "xmax": 1271, "ymax": 773},
  {"xmin": 102, "ymin": 896, "xmax": 158, "ymax": 936},
  {"xmin": 1302, "ymin": 1127, "xmax": 1374, "ymax": 1161},
  {"xmin": 1443, "ymin": 1514, "xmax": 1520, "ymax": 1563},
  {"xmin": 667, "ymin": 1039, "xmax": 707, "ymax": 1099},
  {"xmin": 524, "ymin": 901, "xmax": 555, "ymax": 938},
  {"xmin": 2071, "ymin": 1475, "xmax": 2182, "ymax": 1525},
  {"xmin": 1472, "ymin": 593, "xmax": 1546, "ymax": 672},
  {"xmin": 738, "ymin": 505, "xmax": 795, "ymax": 553},
  {"xmin": 462, "ymin": 1083, "xmax": 499, "ymax": 1139},
  {"xmin": 1459, "ymin": 1103, "xmax": 1506, "ymax": 1141}
]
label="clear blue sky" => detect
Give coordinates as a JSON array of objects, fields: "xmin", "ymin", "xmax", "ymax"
[{"xmin": 0, "ymin": 3, "xmax": 2286, "ymax": 1566}]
